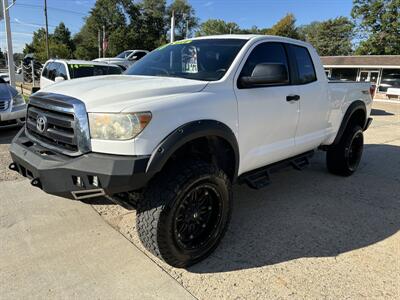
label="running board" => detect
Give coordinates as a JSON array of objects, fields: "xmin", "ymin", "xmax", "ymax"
[{"xmin": 239, "ymin": 151, "xmax": 314, "ymax": 190}]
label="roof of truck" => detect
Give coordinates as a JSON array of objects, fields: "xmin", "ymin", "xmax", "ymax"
[{"xmin": 45, "ymin": 59, "xmax": 121, "ymax": 67}]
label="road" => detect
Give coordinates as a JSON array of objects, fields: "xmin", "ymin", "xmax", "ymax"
[{"xmin": 0, "ymin": 101, "xmax": 399, "ymax": 299}]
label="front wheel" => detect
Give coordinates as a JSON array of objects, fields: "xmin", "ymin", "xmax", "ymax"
[
  {"xmin": 136, "ymin": 161, "xmax": 232, "ymax": 268},
  {"xmin": 326, "ymin": 125, "xmax": 364, "ymax": 176}
]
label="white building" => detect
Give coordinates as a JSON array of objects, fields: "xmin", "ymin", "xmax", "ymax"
[{"xmin": 321, "ymin": 55, "xmax": 400, "ymax": 100}]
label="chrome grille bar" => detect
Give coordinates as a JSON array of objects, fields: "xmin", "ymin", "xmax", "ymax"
[{"xmin": 25, "ymin": 92, "xmax": 91, "ymax": 156}]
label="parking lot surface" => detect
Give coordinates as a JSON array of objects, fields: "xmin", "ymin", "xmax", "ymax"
[{"xmin": 1, "ymin": 101, "xmax": 399, "ymax": 299}]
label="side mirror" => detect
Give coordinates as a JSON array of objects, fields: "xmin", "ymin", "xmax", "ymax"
[
  {"xmin": 129, "ymin": 55, "xmax": 138, "ymax": 61},
  {"xmin": 239, "ymin": 63, "xmax": 288, "ymax": 88},
  {"xmin": 54, "ymin": 76, "xmax": 65, "ymax": 83}
]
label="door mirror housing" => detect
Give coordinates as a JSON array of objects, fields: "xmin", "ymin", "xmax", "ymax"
[
  {"xmin": 129, "ymin": 55, "xmax": 138, "ymax": 61},
  {"xmin": 239, "ymin": 63, "xmax": 288, "ymax": 88},
  {"xmin": 54, "ymin": 76, "xmax": 65, "ymax": 83}
]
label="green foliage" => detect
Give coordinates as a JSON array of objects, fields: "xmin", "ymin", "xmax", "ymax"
[
  {"xmin": 299, "ymin": 17, "xmax": 354, "ymax": 55},
  {"xmin": 196, "ymin": 19, "xmax": 240, "ymax": 36},
  {"xmin": 351, "ymin": 0, "xmax": 400, "ymax": 54},
  {"xmin": 167, "ymin": 0, "xmax": 199, "ymax": 40},
  {"xmin": 22, "ymin": 25, "xmax": 72, "ymax": 63},
  {"xmin": 266, "ymin": 14, "xmax": 300, "ymax": 39}
]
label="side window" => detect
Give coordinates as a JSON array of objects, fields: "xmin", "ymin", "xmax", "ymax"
[
  {"xmin": 240, "ymin": 42, "xmax": 289, "ymax": 79},
  {"xmin": 42, "ymin": 63, "xmax": 49, "ymax": 78},
  {"xmin": 290, "ymin": 45, "xmax": 317, "ymax": 84},
  {"xmin": 135, "ymin": 51, "xmax": 147, "ymax": 60},
  {"xmin": 47, "ymin": 62, "xmax": 57, "ymax": 81},
  {"xmin": 57, "ymin": 63, "xmax": 68, "ymax": 79}
]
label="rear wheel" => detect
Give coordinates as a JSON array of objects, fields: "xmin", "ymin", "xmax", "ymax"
[
  {"xmin": 136, "ymin": 161, "xmax": 232, "ymax": 268},
  {"xmin": 327, "ymin": 125, "xmax": 364, "ymax": 176}
]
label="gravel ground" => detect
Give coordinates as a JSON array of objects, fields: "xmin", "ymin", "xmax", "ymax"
[
  {"xmin": 0, "ymin": 127, "xmax": 23, "ymax": 182},
  {"xmin": 1, "ymin": 102, "xmax": 399, "ymax": 299}
]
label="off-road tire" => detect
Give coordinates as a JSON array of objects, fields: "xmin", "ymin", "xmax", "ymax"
[
  {"xmin": 327, "ymin": 125, "xmax": 364, "ymax": 176},
  {"xmin": 136, "ymin": 161, "xmax": 232, "ymax": 268}
]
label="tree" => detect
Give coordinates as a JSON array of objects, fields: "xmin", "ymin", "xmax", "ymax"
[
  {"xmin": 299, "ymin": 17, "xmax": 354, "ymax": 56},
  {"xmin": 196, "ymin": 19, "xmax": 240, "ymax": 36},
  {"xmin": 139, "ymin": 0, "xmax": 167, "ymax": 49},
  {"xmin": 23, "ymin": 27, "xmax": 71, "ymax": 62},
  {"xmin": 167, "ymin": 0, "xmax": 198, "ymax": 40},
  {"xmin": 266, "ymin": 13, "xmax": 300, "ymax": 39},
  {"xmin": 74, "ymin": 0, "xmax": 132, "ymax": 59},
  {"xmin": 351, "ymin": 0, "xmax": 400, "ymax": 54},
  {"xmin": 53, "ymin": 22, "xmax": 75, "ymax": 56}
]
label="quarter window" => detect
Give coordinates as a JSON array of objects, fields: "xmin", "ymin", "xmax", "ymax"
[
  {"xmin": 290, "ymin": 45, "xmax": 317, "ymax": 84},
  {"xmin": 240, "ymin": 42, "xmax": 289, "ymax": 79}
]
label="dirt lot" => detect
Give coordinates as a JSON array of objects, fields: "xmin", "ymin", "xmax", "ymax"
[{"xmin": 1, "ymin": 101, "xmax": 399, "ymax": 299}]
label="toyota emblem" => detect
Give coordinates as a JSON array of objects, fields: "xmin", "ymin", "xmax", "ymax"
[{"xmin": 36, "ymin": 115, "xmax": 48, "ymax": 133}]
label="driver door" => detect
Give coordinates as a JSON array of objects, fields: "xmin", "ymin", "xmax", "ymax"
[{"xmin": 234, "ymin": 42, "xmax": 300, "ymax": 174}]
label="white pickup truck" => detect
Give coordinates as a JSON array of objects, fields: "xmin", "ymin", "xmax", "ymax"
[{"xmin": 10, "ymin": 35, "xmax": 373, "ymax": 267}]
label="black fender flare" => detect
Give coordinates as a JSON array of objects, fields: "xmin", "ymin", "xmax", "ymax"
[
  {"xmin": 333, "ymin": 100, "xmax": 367, "ymax": 145},
  {"xmin": 146, "ymin": 120, "xmax": 240, "ymax": 180}
]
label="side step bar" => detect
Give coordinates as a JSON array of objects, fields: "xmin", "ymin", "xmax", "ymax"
[{"xmin": 239, "ymin": 150, "xmax": 314, "ymax": 189}]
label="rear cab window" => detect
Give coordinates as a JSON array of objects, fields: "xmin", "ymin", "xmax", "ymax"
[{"xmin": 288, "ymin": 45, "xmax": 317, "ymax": 84}]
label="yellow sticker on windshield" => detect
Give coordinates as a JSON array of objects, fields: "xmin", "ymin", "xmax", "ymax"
[{"xmin": 172, "ymin": 40, "xmax": 192, "ymax": 45}]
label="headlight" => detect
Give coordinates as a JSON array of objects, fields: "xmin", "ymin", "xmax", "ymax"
[
  {"xmin": 88, "ymin": 112, "xmax": 152, "ymax": 140},
  {"xmin": 12, "ymin": 94, "xmax": 25, "ymax": 106}
]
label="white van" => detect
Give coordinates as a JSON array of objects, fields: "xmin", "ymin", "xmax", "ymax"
[{"xmin": 40, "ymin": 59, "xmax": 122, "ymax": 89}]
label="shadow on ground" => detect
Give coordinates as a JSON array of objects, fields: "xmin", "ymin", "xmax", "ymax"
[
  {"xmin": 371, "ymin": 108, "xmax": 394, "ymax": 116},
  {"xmin": 186, "ymin": 143, "xmax": 400, "ymax": 273},
  {"xmin": 0, "ymin": 127, "xmax": 21, "ymax": 145}
]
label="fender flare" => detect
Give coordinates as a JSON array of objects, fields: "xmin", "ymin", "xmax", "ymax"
[
  {"xmin": 333, "ymin": 100, "xmax": 367, "ymax": 145},
  {"xmin": 146, "ymin": 120, "xmax": 240, "ymax": 180}
]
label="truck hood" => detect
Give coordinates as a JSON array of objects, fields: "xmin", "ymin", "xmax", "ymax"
[{"xmin": 40, "ymin": 75, "xmax": 208, "ymax": 112}]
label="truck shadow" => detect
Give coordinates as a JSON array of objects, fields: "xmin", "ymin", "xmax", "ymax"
[
  {"xmin": 371, "ymin": 108, "xmax": 394, "ymax": 116},
  {"xmin": 0, "ymin": 127, "xmax": 21, "ymax": 145},
  {"xmin": 189, "ymin": 144, "xmax": 400, "ymax": 273}
]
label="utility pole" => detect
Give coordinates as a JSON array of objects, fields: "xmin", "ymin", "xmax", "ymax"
[
  {"xmin": 102, "ymin": 25, "xmax": 105, "ymax": 58},
  {"xmin": 98, "ymin": 29, "xmax": 101, "ymax": 58},
  {"xmin": 44, "ymin": 0, "xmax": 50, "ymax": 59},
  {"xmin": 2, "ymin": 0, "xmax": 16, "ymax": 87},
  {"xmin": 170, "ymin": 10, "xmax": 175, "ymax": 42}
]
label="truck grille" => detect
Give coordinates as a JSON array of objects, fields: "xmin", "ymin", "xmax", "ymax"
[
  {"xmin": 25, "ymin": 93, "xmax": 91, "ymax": 156},
  {"xmin": 0, "ymin": 100, "xmax": 9, "ymax": 111}
]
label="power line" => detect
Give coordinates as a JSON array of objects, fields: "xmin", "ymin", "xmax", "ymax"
[{"xmin": 15, "ymin": 3, "xmax": 87, "ymax": 16}]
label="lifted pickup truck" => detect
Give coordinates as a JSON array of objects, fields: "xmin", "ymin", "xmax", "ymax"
[{"xmin": 10, "ymin": 35, "xmax": 373, "ymax": 267}]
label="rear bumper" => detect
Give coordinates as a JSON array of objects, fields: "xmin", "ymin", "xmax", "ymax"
[{"xmin": 9, "ymin": 129, "xmax": 150, "ymax": 200}]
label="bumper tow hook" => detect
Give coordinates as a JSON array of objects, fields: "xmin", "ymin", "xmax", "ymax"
[{"xmin": 31, "ymin": 178, "xmax": 42, "ymax": 188}]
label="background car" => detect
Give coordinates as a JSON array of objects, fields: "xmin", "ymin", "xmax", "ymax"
[
  {"xmin": 40, "ymin": 59, "xmax": 123, "ymax": 89},
  {"xmin": 0, "ymin": 77, "xmax": 26, "ymax": 127},
  {"xmin": 93, "ymin": 50, "xmax": 148, "ymax": 70}
]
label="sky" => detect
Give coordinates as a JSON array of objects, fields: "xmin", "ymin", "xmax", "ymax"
[{"xmin": 1, "ymin": 0, "xmax": 354, "ymax": 53}]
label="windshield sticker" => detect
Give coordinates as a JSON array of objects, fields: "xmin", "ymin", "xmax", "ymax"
[
  {"xmin": 172, "ymin": 39, "xmax": 192, "ymax": 45},
  {"xmin": 181, "ymin": 45, "xmax": 198, "ymax": 73},
  {"xmin": 70, "ymin": 64, "xmax": 94, "ymax": 68}
]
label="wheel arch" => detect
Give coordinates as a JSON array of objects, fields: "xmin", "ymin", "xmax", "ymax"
[
  {"xmin": 146, "ymin": 120, "xmax": 239, "ymax": 182},
  {"xmin": 333, "ymin": 100, "xmax": 367, "ymax": 145}
]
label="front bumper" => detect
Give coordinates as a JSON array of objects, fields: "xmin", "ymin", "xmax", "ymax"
[
  {"xmin": 0, "ymin": 105, "xmax": 26, "ymax": 124},
  {"xmin": 9, "ymin": 129, "xmax": 150, "ymax": 200}
]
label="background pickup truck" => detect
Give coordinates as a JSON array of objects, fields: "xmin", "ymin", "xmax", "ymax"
[
  {"xmin": 93, "ymin": 49, "xmax": 149, "ymax": 70},
  {"xmin": 10, "ymin": 35, "xmax": 373, "ymax": 268}
]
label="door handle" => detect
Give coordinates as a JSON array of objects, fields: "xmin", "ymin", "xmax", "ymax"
[{"xmin": 286, "ymin": 94, "xmax": 300, "ymax": 102}]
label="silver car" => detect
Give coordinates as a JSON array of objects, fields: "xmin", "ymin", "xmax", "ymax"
[{"xmin": 0, "ymin": 78, "xmax": 26, "ymax": 127}]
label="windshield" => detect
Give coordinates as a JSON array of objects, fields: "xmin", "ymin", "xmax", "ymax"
[
  {"xmin": 68, "ymin": 64, "xmax": 122, "ymax": 79},
  {"xmin": 126, "ymin": 39, "xmax": 247, "ymax": 81},
  {"xmin": 116, "ymin": 50, "xmax": 133, "ymax": 59}
]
